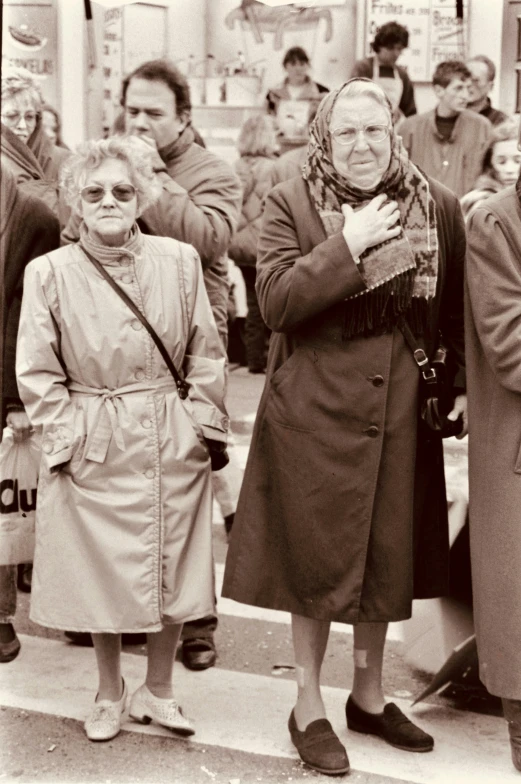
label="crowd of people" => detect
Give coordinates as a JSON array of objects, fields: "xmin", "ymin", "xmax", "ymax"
[{"xmin": 0, "ymin": 16, "xmax": 520, "ymax": 777}]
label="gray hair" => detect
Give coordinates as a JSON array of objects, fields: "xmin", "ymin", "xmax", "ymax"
[
  {"xmin": 237, "ymin": 114, "xmax": 278, "ymax": 157},
  {"xmin": 467, "ymin": 54, "xmax": 496, "ymax": 83},
  {"xmin": 61, "ymin": 136, "xmax": 162, "ymax": 216},
  {"xmin": 335, "ymin": 79, "xmax": 393, "ymax": 125},
  {"xmin": 1, "ymin": 66, "xmax": 43, "ymax": 110}
]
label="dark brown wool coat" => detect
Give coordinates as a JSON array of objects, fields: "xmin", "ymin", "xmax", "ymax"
[
  {"xmin": 0, "ymin": 172, "xmax": 60, "ymax": 425},
  {"xmin": 222, "ymin": 176, "xmax": 466, "ymax": 624}
]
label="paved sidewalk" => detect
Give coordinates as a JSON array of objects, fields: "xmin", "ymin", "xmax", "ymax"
[{"xmin": 1, "ymin": 365, "xmax": 511, "ymax": 784}]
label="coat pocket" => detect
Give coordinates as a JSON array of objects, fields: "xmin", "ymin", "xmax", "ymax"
[{"xmin": 267, "ymin": 347, "xmax": 316, "ymax": 433}]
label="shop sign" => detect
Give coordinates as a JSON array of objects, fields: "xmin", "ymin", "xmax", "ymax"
[
  {"xmin": 2, "ymin": 1, "xmax": 58, "ymax": 106},
  {"xmin": 367, "ymin": 0, "xmax": 469, "ymax": 82}
]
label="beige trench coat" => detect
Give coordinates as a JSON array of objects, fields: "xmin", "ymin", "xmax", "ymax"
[{"xmin": 16, "ymin": 233, "xmax": 228, "ymax": 633}]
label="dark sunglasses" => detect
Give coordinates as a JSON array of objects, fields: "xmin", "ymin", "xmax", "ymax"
[{"xmin": 80, "ymin": 184, "xmax": 137, "ymax": 203}]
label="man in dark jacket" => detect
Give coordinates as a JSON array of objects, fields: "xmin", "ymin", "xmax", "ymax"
[{"xmin": 63, "ymin": 59, "xmax": 242, "ymax": 671}]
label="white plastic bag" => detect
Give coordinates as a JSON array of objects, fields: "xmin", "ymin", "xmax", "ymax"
[{"xmin": 0, "ymin": 427, "xmax": 41, "ymax": 565}]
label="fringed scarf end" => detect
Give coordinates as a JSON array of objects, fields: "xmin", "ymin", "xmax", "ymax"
[{"xmin": 341, "ymin": 269, "xmax": 431, "ymax": 340}]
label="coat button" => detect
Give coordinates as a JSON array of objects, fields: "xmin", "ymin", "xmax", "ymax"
[
  {"xmin": 131, "ymin": 319, "xmax": 142, "ymax": 330},
  {"xmin": 120, "ymin": 258, "xmax": 130, "ymax": 267},
  {"xmin": 366, "ymin": 425, "xmax": 379, "ymax": 438},
  {"xmin": 135, "ymin": 369, "xmax": 145, "ymax": 381},
  {"xmin": 221, "ymin": 416, "xmax": 229, "ymax": 429},
  {"xmin": 145, "ymin": 468, "xmax": 155, "ymax": 479},
  {"xmin": 121, "ymin": 274, "xmax": 133, "ymax": 284},
  {"xmin": 42, "ymin": 442, "xmax": 53, "ymax": 454},
  {"xmin": 142, "ymin": 418, "xmax": 152, "ymax": 429},
  {"xmin": 372, "ymin": 375, "xmax": 384, "ymax": 387}
]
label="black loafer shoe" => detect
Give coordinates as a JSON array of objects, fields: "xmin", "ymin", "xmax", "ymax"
[
  {"xmin": 182, "ymin": 638, "xmax": 217, "ymax": 670},
  {"xmin": 288, "ymin": 710, "xmax": 350, "ymax": 776},
  {"xmin": 346, "ymin": 695, "xmax": 434, "ymax": 752}
]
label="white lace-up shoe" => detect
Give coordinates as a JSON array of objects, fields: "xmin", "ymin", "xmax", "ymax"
[
  {"xmin": 85, "ymin": 679, "xmax": 128, "ymax": 742},
  {"xmin": 129, "ymin": 684, "xmax": 195, "ymax": 736}
]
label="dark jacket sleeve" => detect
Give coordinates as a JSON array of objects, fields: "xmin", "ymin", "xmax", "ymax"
[
  {"xmin": 398, "ymin": 67, "xmax": 417, "ymax": 117},
  {"xmin": 4, "ymin": 199, "xmax": 60, "ymax": 406},
  {"xmin": 437, "ymin": 189, "xmax": 466, "ymax": 390},
  {"xmin": 139, "ymin": 156, "xmax": 242, "ymax": 271},
  {"xmin": 256, "ymin": 185, "xmax": 366, "ymax": 332}
]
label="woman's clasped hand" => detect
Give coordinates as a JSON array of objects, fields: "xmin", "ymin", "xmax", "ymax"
[{"xmin": 341, "ymin": 194, "xmax": 401, "ymax": 259}]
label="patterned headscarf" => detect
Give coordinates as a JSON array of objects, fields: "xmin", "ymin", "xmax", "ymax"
[{"xmin": 303, "ymin": 79, "xmax": 438, "ymax": 338}]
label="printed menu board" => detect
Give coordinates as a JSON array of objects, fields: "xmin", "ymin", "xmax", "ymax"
[{"xmin": 366, "ymin": 0, "xmax": 469, "ymax": 83}]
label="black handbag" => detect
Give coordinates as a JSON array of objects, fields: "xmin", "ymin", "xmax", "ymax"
[
  {"xmin": 80, "ymin": 246, "xmax": 229, "ymax": 471},
  {"xmin": 399, "ymin": 320, "xmax": 464, "ymax": 439}
]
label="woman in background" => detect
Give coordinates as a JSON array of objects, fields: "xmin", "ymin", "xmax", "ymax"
[
  {"xmin": 41, "ymin": 104, "xmax": 69, "ymax": 150},
  {"xmin": 1, "ymin": 67, "xmax": 69, "ymax": 224},
  {"xmin": 228, "ymin": 115, "xmax": 278, "ymax": 373},
  {"xmin": 266, "ymin": 46, "xmax": 328, "ymax": 151},
  {"xmin": 461, "ymin": 117, "xmax": 520, "ymax": 220}
]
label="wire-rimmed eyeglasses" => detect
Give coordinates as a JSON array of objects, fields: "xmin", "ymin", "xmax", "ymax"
[
  {"xmin": 1, "ymin": 111, "xmax": 39, "ymax": 127},
  {"xmin": 331, "ymin": 124, "xmax": 390, "ymax": 146}
]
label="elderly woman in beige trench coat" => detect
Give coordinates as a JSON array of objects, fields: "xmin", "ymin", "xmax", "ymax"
[
  {"xmin": 16, "ymin": 137, "xmax": 228, "ymax": 743},
  {"xmin": 223, "ymin": 79, "xmax": 468, "ymax": 776},
  {"xmin": 466, "ymin": 160, "xmax": 521, "ymax": 773}
]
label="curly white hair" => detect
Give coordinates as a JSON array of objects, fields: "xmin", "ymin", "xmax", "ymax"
[{"xmin": 61, "ymin": 136, "xmax": 163, "ymax": 216}]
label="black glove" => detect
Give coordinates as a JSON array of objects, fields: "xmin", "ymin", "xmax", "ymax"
[{"xmin": 204, "ymin": 438, "xmax": 230, "ymax": 472}]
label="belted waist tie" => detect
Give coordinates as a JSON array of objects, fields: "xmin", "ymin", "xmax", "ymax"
[{"xmin": 68, "ymin": 378, "xmax": 178, "ymax": 464}]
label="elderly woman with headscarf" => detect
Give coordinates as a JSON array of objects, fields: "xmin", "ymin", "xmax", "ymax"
[
  {"xmin": 1, "ymin": 66, "xmax": 69, "ymax": 222},
  {"xmin": 16, "ymin": 136, "xmax": 228, "ymax": 741},
  {"xmin": 0, "ymin": 164, "xmax": 60, "ymax": 663},
  {"xmin": 223, "ymin": 78, "xmax": 467, "ymax": 775}
]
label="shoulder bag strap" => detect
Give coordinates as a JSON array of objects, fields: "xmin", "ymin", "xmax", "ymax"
[
  {"xmin": 80, "ymin": 245, "xmax": 190, "ymax": 399},
  {"xmin": 398, "ymin": 319, "xmax": 436, "ymax": 382}
]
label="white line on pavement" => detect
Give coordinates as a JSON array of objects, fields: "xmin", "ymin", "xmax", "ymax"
[{"xmin": 0, "ymin": 635, "xmax": 514, "ymax": 784}]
